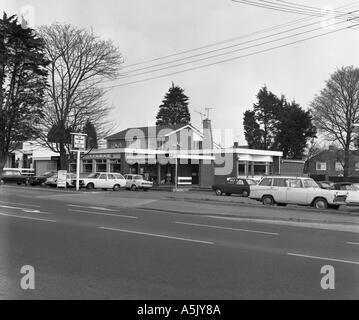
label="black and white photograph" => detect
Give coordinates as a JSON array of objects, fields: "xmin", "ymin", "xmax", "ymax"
[{"xmin": 0, "ymin": 0, "xmax": 359, "ymax": 304}]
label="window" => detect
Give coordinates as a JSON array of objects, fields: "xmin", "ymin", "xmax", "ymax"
[
  {"xmin": 288, "ymin": 179, "xmax": 302, "ymax": 188},
  {"xmin": 246, "ymin": 179, "xmax": 257, "ymax": 185},
  {"xmin": 316, "ymin": 162, "xmax": 327, "ymax": 171},
  {"xmin": 236, "ymin": 180, "xmax": 244, "ymax": 185},
  {"xmin": 107, "ymin": 174, "xmax": 115, "ymax": 180},
  {"xmin": 115, "ymin": 174, "xmax": 125, "ymax": 180},
  {"xmin": 99, "ymin": 174, "xmax": 107, "ymax": 180},
  {"xmin": 273, "ymin": 178, "xmax": 287, "ymax": 187},
  {"xmin": 259, "ymin": 178, "xmax": 272, "ymax": 186},
  {"xmin": 355, "ymin": 163, "xmax": 359, "ymax": 171},
  {"xmin": 303, "ymin": 179, "xmax": 318, "ymax": 188}
]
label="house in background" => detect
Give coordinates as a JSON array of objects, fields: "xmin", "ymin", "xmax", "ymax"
[
  {"xmin": 304, "ymin": 145, "xmax": 359, "ymax": 180},
  {"xmin": 4, "ymin": 141, "xmax": 60, "ymax": 175}
]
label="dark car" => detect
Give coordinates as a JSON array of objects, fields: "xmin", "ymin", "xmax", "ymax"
[
  {"xmin": 211, "ymin": 178, "xmax": 256, "ymax": 197},
  {"xmin": 29, "ymin": 171, "xmax": 57, "ymax": 186},
  {"xmin": 331, "ymin": 182, "xmax": 358, "ymax": 191},
  {"xmin": 0, "ymin": 169, "xmax": 29, "ymax": 185},
  {"xmin": 317, "ymin": 180, "xmax": 335, "ymax": 190}
]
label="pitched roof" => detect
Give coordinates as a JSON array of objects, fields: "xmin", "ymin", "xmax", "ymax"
[{"xmin": 106, "ymin": 124, "xmax": 193, "ymax": 140}]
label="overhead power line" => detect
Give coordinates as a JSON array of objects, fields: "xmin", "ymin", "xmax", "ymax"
[
  {"xmin": 118, "ymin": 1, "xmax": 358, "ymax": 70},
  {"xmin": 104, "ymin": 22, "xmax": 358, "ymax": 89}
]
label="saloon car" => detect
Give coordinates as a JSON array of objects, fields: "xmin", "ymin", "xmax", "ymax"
[
  {"xmin": 331, "ymin": 182, "xmax": 359, "ymax": 206},
  {"xmin": 124, "ymin": 174, "xmax": 153, "ymax": 191},
  {"xmin": 0, "ymin": 169, "xmax": 29, "ymax": 185},
  {"xmin": 74, "ymin": 172, "xmax": 127, "ymax": 191},
  {"xmin": 212, "ymin": 178, "xmax": 256, "ymax": 197},
  {"xmin": 29, "ymin": 171, "xmax": 57, "ymax": 186},
  {"xmin": 249, "ymin": 176, "xmax": 347, "ymax": 209}
]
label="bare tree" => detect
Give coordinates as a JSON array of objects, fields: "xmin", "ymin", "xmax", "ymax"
[
  {"xmin": 38, "ymin": 23, "xmax": 123, "ymax": 169},
  {"xmin": 310, "ymin": 66, "xmax": 359, "ymax": 177}
]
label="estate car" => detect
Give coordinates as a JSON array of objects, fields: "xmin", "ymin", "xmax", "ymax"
[{"xmin": 249, "ymin": 176, "xmax": 347, "ymax": 209}]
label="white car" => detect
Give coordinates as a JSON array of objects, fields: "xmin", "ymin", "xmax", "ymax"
[
  {"xmin": 76, "ymin": 172, "xmax": 126, "ymax": 191},
  {"xmin": 249, "ymin": 176, "xmax": 347, "ymax": 209},
  {"xmin": 124, "ymin": 174, "xmax": 153, "ymax": 191}
]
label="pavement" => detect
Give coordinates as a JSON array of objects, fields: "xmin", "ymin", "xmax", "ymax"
[{"xmin": 0, "ymin": 185, "xmax": 359, "ymax": 299}]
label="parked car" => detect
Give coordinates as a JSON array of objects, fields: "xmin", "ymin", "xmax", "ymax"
[
  {"xmin": 124, "ymin": 174, "xmax": 153, "ymax": 191},
  {"xmin": 316, "ymin": 180, "xmax": 335, "ymax": 190},
  {"xmin": 74, "ymin": 172, "xmax": 126, "ymax": 191},
  {"xmin": 29, "ymin": 171, "xmax": 57, "ymax": 186},
  {"xmin": 249, "ymin": 176, "xmax": 347, "ymax": 209},
  {"xmin": 212, "ymin": 178, "xmax": 256, "ymax": 197},
  {"xmin": 45, "ymin": 172, "xmax": 77, "ymax": 188},
  {"xmin": 0, "ymin": 169, "xmax": 29, "ymax": 185},
  {"xmin": 331, "ymin": 182, "xmax": 359, "ymax": 206}
]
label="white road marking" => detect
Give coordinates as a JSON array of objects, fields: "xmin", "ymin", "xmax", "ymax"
[
  {"xmin": 0, "ymin": 205, "xmax": 52, "ymax": 215},
  {"xmin": 0, "ymin": 212, "xmax": 56, "ymax": 223},
  {"xmin": 346, "ymin": 242, "xmax": 359, "ymax": 246},
  {"xmin": 68, "ymin": 204, "xmax": 117, "ymax": 212},
  {"xmin": 68, "ymin": 209, "xmax": 137, "ymax": 219},
  {"xmin": 175, "ymin": 221, "xmax": 279, "ymax": 236},
  {"xmin": 99, "ymin": 227, "xmax": 214, "ymax": 245},
  {"xmin": 287, "ymin": 253, "xmax": 359, "ymax": 265},
  {"xmin": 0, "ymin": 200, "xmax": 40, "ymax": 207}
]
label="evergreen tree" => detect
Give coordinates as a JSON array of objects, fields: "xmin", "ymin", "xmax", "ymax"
[
  {"xmin": 156, "ymin": 82, "xmax": 191, "ymax": 126},
  {"xmin": 243, "ymin": 110, "xmax": 262, "ymax": 149},
  {"xmin": 274, "ymin": 101, "xmax": 317, "ymax": 159},
  {"xmin": 0, "ymin": 13, "xmax": 48, "ymax": 175},
  {"xmin": 243, "ymin": 86, "xmax": 316, "ymax": 159},
  {"xmin": 83, "ymin": 120, "xmax": 98, "ymax": 149}
]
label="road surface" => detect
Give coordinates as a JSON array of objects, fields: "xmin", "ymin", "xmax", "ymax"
[{"xmin": 0, "ymin": 186, "xmax": 358, "ymax": 299}]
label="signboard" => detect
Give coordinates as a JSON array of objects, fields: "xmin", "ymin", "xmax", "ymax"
[
  {"xmin": 57, "ymin": 170, "xmax": 67, "ymax": 188},
  {"xmin": 71, "ymin": 132, "xmax": 87, "ymax": 150}
]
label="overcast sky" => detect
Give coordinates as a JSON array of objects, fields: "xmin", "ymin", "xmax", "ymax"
[{"xmin": 3, "ymin": 0, "xmax": 359, "ymax": 146}]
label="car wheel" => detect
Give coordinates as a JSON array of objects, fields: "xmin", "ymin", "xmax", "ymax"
[
  {"xmin": 87, "ymin": 183, "xmax": 95, "ymax": 190},
  {"xmin": 131, "ymin": 185, "xmax": 137, "ymax": 191},
  {"xmin": 113, "ymin": 184, "xmax": 120, "ymax": 191},
  {"xmin": 262, "ymin": 195, "xmax": 274, "ymax": 206},
  {"xmin": 242, "ymin": 190, "xmax": 249, "ymax": 197},
  {"xmin": 0, "ymin": 179, "xmax": 4, "ymax": 185},
  {"xmin": 17, "ymin": 182, "xmax": 22, "ymax": 185},
  {"xmin": 143, "ymin": 188, "xmax": 149, "ymax": 192},
  {"xmin": 313, "ymin": 198, "xmax": 328, "ymax": 209},
  {"xmin": 215, "ymin": 189, "xmax": 222, "ymax": 196}
]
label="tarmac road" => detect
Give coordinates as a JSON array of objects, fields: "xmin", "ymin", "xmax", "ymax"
[{"xmin": 0, "ymin": 185, "xmax": 358, "ymax": 299}]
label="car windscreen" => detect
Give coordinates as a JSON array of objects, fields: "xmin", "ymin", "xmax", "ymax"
[
  {"xmin": 87, "ymin": 173, "xmax": 100, "ymax": 178},
  {"xmin": 303, "ymin": 179, "xmax": 319, "ymax": 188},
  {"xmin": 246, "ymin": 179, "xmax": 257, "ymax": 185}
]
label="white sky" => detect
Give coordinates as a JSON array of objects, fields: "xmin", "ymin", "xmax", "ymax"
[{"xmin": 3, "ymin": 0, "xmax": 359, "ymax": 146}]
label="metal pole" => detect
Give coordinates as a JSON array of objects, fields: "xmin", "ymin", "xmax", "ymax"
[
  {"xmin": 76, "ymin": 149, "xmax": 80, "ymax": 191},
  {"xmin": 175, "ymin": 157, "xmax": 178, "ymax": 190}
]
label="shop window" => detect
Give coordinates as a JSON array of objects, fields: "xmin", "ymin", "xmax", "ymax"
[
  {"xmin": 335, "ymin": 161, "xmax": 344, "ymax": 171},
  {"xmin": 96, "ymin": 160, "xmax": 106, "ymax": 172},
  {"xmin": 83, "ymin": 160, "xmax": 93, "ymax": 173}
]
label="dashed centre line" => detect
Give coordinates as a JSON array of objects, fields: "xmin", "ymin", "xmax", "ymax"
[
  {"xmin": 287, "ymin": 252, "xmax": 359, "ymax": 265},
  {"xmin": 68, "ymin": 209, "xmax": 138, "ymax": 219},
  {"xmin": 99, "ymin": 227, "xmax": 214, "ymax": 245},
  {"xmin": 175, "ymin": 221, "xmax": 279, "ymax": 236},
  {"xmin": 0, "ymin": 212, "xmax": 56, "ymax": 223}
]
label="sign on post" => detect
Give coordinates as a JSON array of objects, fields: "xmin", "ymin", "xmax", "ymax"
[
  {"xmin": 57, "ymin": 170, "xmax": 67, "ymax": 188},
  {"xmin": 70, "ymin": 132, "xmax": 87, "ymax": 191}
]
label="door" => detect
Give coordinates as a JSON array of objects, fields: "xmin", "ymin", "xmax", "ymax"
[
  {"xmin": 97, "ymin": 173, "xmax": 108, "ymax": 188},
  {"xmin": 286, "ymin": 179, "xmax": 308, "ymax": 204},
  {"xmin": 271, "ymin": 178, "xmax": 288, "ymax": 203}
]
